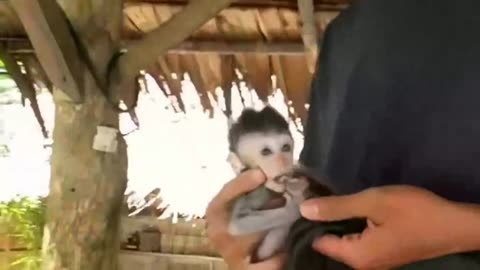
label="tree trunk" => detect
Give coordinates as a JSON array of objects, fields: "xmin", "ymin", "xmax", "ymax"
[
  {"xmin": 39, "ymin": 2, "xmax": 127, "ymax": 266},
  {"xmin": 41, "ymin": 73, "xmax": 128, "ymax": 270},
  {"xmin": 16, "ymin": 0, "xmax": 232, "ymax": 268}
]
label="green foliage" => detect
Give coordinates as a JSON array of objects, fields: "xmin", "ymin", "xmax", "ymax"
[
  {"xmin": 0, "ymin": 74, "xmax": 17, "ymax": 94},
  {"xmin": 0, "ymin": 144, "xmax": 9, "ymax": 157},
  {"xmin": 0, "ymin": 58, "xmax": 17, "ymax": 94},
  {"xmin": 0, "ymin": 196, "xmax": 47, "ymax": 270}
]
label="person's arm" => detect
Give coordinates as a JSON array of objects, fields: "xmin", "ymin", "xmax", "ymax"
[
  {"xmin": 447, "ymin": 202, "xmax": 480, "ymax": 253},
  {"xmin": 299, "ymin": 185, "xmax": 480, "ymax": 270}
]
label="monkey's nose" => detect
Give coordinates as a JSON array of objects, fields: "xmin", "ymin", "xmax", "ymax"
[{"xmin": 276, "ymin": 156, "xmax": 291, "ymax": 172}]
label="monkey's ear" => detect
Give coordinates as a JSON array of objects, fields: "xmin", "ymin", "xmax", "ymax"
[{"xmin": 227, "ymin": 152, "xmax": 246, "ymax": 175}]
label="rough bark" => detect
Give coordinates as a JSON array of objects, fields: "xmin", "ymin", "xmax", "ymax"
[
  {"xmin": 42, "ymin": 75, "xmax": 128, "ymax": 270},
  {"xmin": 34, "ymin": 1, "xmax": 128, "ymax": 270}
]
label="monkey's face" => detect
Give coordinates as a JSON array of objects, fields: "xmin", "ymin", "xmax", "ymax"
[{"xmin": 236, "ymin": 131, "xmax": 294, "ymax": 182}]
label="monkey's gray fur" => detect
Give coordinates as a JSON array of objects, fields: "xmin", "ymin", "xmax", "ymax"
[{"xmin": 226, "ymin": 106, "xmax": 330, "ymax": 261}]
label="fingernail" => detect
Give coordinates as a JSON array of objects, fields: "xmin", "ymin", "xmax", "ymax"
[{"xmin": 300, "ymin": 202, "xmax": 318, "ymax": 218}]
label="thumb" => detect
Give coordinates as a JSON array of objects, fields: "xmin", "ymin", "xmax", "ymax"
[
  {"xmin": 248, "ymin": 253, "xmax": 286, "ymax": 270},
  {"xmin": 300, "ymin": 189, "xmax": 380, "ymax": 222}
]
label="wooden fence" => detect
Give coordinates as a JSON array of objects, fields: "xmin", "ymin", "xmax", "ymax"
[{"xmin": 0, "ymin": 216, "xmax": 230, "ymax": 270}]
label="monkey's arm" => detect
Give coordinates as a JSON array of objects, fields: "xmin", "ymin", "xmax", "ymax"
[
  {"xmin": 256, "ymin": 225, "xmax": 292, "ymax": 260},
  {"xmin": 228, "ymin": 200, "xmax": 300, "ymax": 235}
]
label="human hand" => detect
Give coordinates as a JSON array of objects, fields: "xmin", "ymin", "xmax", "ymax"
[
  {"xmin": 300, "ymin": 185, "xmax": 480, "ymax": 270},
  {"xmin": 206, "ymin": 169, "xmax": 286, "ymax": 270}
]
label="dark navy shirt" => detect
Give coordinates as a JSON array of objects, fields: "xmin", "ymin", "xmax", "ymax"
[{"xmin": 299, "ymin": 0, "xmax": 480, "ymax": 204}]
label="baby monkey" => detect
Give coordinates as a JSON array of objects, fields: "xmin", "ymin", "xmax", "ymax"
[{"xmin": 226, "ymin": 106, "xmax": 331, "ymax": 261}]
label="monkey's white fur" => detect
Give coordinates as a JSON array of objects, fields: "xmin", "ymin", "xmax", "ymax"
[{"xmin": 235, "ymin": 132, "xmax": 294, "ymax": 192}]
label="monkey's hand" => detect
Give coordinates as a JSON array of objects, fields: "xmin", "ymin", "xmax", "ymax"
[{"xmin": 228, "ymin": 199, "xmax": 301, "ymax": 236}]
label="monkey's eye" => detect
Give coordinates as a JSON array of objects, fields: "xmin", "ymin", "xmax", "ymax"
[
  {"xmin": 281, "ymin": 144, "xmax": 292, "ymax": 152},
  {"xmin": 261, "ymin": 147, "xmax": 273, "ymax": 156}
]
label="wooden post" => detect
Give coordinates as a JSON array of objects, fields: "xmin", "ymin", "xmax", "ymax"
[{"xmin": 298, "ymin": 0, "xmax": 319, "ymax": 73}]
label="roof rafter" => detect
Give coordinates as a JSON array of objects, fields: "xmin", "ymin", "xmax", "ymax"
[
  {"xmin": 8, "ymin": 0, "xmax": 85, "ymax": 103},
  {"xmin": 124, "ymin": 0, "xmax": 348, "ymax": 11},
  {"xmin": 2, "ymin": 37, "xmax": 306, "ymax": 55},
  {"xmin": 298, "ymin": 0, "xmax": 319, "ymax": 73}
]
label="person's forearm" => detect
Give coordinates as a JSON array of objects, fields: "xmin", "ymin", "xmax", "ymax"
[{"xmin": 448, "ymin": 202, "xmax": 480, "ymax": 253}]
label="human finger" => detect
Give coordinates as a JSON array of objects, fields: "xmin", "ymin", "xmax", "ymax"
[
  {"xmin": 312, "ymin": 229, "xmax": 392, "ymax": 270},
  {"xmin": 247, "ymin": 253, "xmax": 286, "ymax": 270},
  {"xmin": 209, "ymin": 169, "xmax": 266, "ymax": 211},
  {"xmin": 216, "ymin": 234, "xmax": 265, "ymax": 267},
  {"xmin": 300, "ymin": 189, "xmax": 382, "ymax": 222}
]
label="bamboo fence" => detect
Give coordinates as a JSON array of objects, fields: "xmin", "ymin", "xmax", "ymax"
[{"xmin": 0, "ymin": 216, "xmax": 229, "ymax": 270}]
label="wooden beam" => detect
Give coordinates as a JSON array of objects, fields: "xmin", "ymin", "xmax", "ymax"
[
  {"xmin": 0, "ymin": 38, "xmax": 39, "ymax": 54},
  {"xmin": 271, "ymin": 55, "xmax": 297, "ymax": 122},
  {"xmin": 0, "ymin": 45, "xmax": 49, "ymax": 139},
  {"xmin": 221, "ymin": 55, "xmax": 235, "ymax": 118},
  {"xmin": 124, "ymin": 0, "xmax": 349, "ymax": 11},
  {"xmin": 3, "ymin": 38, "xmax": 306, "ymax": 55},
  {"xmin": 170, "ymin": 40, "xmax": 305, "ymax": 55},
  {"xmin": 25, "ymin": 55, "xmax": 54, "ymax": 94},
  {"xmin": 115, "ymin": 0, "xmax": 234, "ymax": 84},
  {"xmin": 157, "ymin": 58, "xmax": 186, "ymax": 112},
  {"xmin": 8, "ymin": 0, "xmax": 84, "ymax": 103},
  {"xmin": 0, "ymin": 45, "xmax": 35, "ymax": 100},
  {"xmin": 145, "ymin": 67, "xmax": 170, "ymax": 97},
  {"xmin": 298, "ymin": 0, "xmax": 319, "ymax": 73}
]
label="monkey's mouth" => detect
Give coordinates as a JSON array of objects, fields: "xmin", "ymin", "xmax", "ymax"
[{"xmin": 258, "ymin": 191, "xmax": 286, "ymax": 210}]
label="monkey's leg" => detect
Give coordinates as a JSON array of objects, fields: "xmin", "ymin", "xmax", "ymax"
[
  {"xmin": 255, "ymin": 225, "xmax": 292, "ymax": 261},
  {"xmin": 228, "ymin": 202, "xmax": 300, "ymax": 235}
]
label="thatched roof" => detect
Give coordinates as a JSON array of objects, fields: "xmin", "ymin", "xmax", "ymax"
[{"xmin": 0, "ymin": 0, "xmax": 349, "ymax": 121}]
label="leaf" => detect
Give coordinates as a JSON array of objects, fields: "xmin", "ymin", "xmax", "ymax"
[
  {"xmin": 0, "ymin": 73, "xmax": 17, "ymax": 94},
  {"xmin": 0, "ymin": 197, "xmax": 46, "ymax": 268}
]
